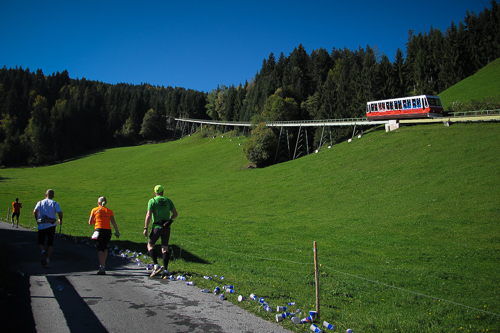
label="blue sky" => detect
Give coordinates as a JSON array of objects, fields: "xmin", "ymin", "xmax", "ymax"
[{"xmin": 0, "ymin": 0, "xmax": 493, "ymax": 92}]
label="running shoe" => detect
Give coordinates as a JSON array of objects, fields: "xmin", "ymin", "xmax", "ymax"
[
  {"xmin": 150, "ymin": 265, "xmax": 163, "ymax": 277},
  {"xmin": 161, "ymin": 270, "xmax": 170, "ymax": 279},
  {"xmin": 97, "ymin": 267, "xmax": 106, "ymax": 275}
]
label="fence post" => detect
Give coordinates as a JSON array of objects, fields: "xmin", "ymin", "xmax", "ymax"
[{"xmin": 314, "ymin": 241, "xmax": 320, "ymax": 318}]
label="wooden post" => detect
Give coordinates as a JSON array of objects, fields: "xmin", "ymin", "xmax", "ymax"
[{"xmin": 314, "ymin": 241, "xmax": 320, "ymax": 318}]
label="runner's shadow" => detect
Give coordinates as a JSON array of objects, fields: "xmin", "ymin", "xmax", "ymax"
[
  {"xmin": 169, "ymin": 245, "xmax": 210, "ymax": 264},
  {"xmin": 104, "ymin": 240, "xmax": 210, "ymax": 265}
]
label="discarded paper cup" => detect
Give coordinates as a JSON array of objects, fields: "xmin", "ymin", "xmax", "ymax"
[
  {"xmin": 276, "ymin": 314, "xmax": 286, "ymax": 322},
  {"xmin": 346, "ymin": 330, "xmax": 353, "ymax": 333},
  {"xmin": 277, "ymin": 306, "xmax": 288, "ymax": 312},
  {"xmin": 186, "ymin": 281, "xmax": 195, "ymax": 286},
  {"xmin": 264, "ymin": 305, "xmax": 272, "ymax": 312},
  {"xmin": 176, "ymin": 275, "xmax": 186, "ymax": 281},
  {"xmin": 323, "ymin": 321, "xmax": 335, "ymax": 330},
  {"xmin": 203, "ymin": 276, "xmax": 212, "ymax": 280},
  {"xmin": 213, "ymin": 286, "xmax": 221, "ymax": 294},
  {"xmin": 301, "ymin": 316, "xmax": 313, "ymax": 323},
  {"xmin": 310, "ymin": 323, "xmax": 322, "ymax": 333},
  {"xmin": 250, "ymin": 293, "xmax": 257, "ymax": 301},
  {"xmin": 225, "ymin": 288, "xmax": 235, "ymax": 294},
  {"xmin": 259, "ymin": 297, "xmax": 265, "ymax": 304},
  {"xmin": 201, "ymin": 289, "xmax": 210, "ymax": 293},
  {"xmin": 310, "ymin": 311, "xmax": 318, "ymax": 318},
  {"xmin": 277, "ymin": 312, "xmax": 291, "ymax": 321},
  {"xmin": 219, "ymin": 294, "xmax": 226, "ymax": 300},
  {"xmin": 238, "ymin": 295, "xmax": 246, "ymax": 302},
  {"xmin": 288, "ymin": 302, "xmax": 296, "ymax": 306},
  {"xmin": 291, "ymin": 317, "xmax": 302, "ymax": 325}
]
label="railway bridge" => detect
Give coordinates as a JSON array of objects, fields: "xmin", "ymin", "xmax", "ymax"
[{"xmin": 174, "ymin": 110, "xmax": 500, "ymax": 163}]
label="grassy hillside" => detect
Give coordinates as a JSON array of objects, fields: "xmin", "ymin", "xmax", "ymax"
[
  {"xmin": 439, "ymin": 57, "xmax": 500, "ymax": 109},
  {"xmin": 1, "ymin": 123, "xmax": 499, "ymax": 332}
]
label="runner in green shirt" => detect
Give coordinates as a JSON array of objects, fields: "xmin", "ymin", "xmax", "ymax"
[{"xmin": 143, "ymin": 185, "xmax": 178, "ymax": 278}]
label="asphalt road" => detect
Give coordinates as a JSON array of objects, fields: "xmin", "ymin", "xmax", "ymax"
[{"xmin": 0, "ymin": 221, "xmax": 291, "ymax": 333}]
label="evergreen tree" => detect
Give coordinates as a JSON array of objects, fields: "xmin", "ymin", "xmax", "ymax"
[
  {"xmin": 23, "ymin": 95, "xmax": 53, "ymax": 165},
  {"xmin": 360, "ymin": 45, "xmax": 378, "ymax": 102},
  {"xmin": 379, "ymin": 54, "xmax": 393, "ymax": 98},
  {"xmin": 393, "ymin": 48, "xmax": 406, "ymax": 97},
  {"xmin": 288, "ymin": 44, "xmax": 312, "ymax": 104}
]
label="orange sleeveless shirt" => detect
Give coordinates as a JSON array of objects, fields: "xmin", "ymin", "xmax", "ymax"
[{"xmin": 90, "ymin": 206, "xmax": 113, "ymax": 229}]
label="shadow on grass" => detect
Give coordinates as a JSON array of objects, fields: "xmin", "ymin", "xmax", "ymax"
[{"xmin": 0, "ymin": 176, "xmax": 11, "ymax": 182}]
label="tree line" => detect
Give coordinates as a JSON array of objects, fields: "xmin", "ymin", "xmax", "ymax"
[
  {"xmin": 1, "ymin": 1, "xmax": 499, "ymax": 167},
  {"xmin": 0, "ymin": 69, "xmax": 208, "ymax": 166}
]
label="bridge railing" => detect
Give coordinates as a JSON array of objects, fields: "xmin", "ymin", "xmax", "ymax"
[
  {"xmin": 447, "ymin": 109, "xmax": 500, "ymax": 117},
  {"xmin": 175, "ymin": 117, "xmax": 380, "ymax": 127}
]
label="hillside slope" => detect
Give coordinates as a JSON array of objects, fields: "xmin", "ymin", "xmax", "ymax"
[{"xmin": 439, "ymin": 56, "xmax": 500, "ymax": 109}]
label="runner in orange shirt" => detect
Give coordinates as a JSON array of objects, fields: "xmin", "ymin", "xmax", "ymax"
[
  {"xmin": 11, "ymin": 198, "xmax": 22, "ymax": 228},
  {"xmin": 89, "ymin": 196, "xmax": 120, "ymax": 275}
]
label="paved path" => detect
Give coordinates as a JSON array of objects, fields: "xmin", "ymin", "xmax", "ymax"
[{"xmin": 0, "ymin": 221, "xmax": 291, "ymax": 333}]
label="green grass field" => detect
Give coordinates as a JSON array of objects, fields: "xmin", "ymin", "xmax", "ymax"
[
  {"xmin": 1, "ymin": 121, "xmax": 499, "ymax": 332},
  {"xmin": 439, "ymin": 57, "xmax": 500, "ymax": 110}
]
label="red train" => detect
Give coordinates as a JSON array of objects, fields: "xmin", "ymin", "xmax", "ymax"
[{"xmin": 366, "ymin": 95, "xmax": 444, "ymax": 120}]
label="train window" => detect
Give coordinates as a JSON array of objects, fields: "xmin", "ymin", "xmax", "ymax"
[
  {"xmin": 428, "ymin": 98, "xmax": 442, "ymax": 107},
  {"xmin": 424, "ymin": 98, "xmax": 429, "ymax": 108},
  {"xmin": 412, "ymin": 99, "xmax": 416, "ymax": 108}
]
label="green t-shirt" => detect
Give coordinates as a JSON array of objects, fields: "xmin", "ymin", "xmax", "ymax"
[{"xmin": 148, "ymin": 196, "xmax": 175, "ymax": 228}]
